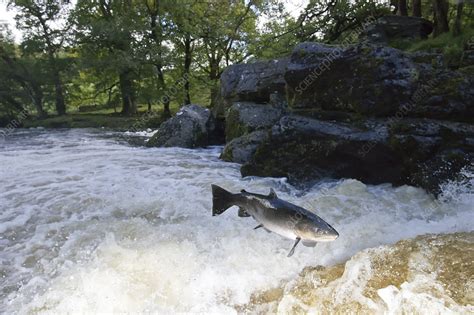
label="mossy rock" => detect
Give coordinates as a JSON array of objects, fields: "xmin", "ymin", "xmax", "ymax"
[{"xmin": 224, "ymin": 102, "xmax": 283, "ymax": 142}]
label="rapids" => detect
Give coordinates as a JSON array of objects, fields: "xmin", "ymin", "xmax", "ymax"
[{"xmin": 0, "ymin": 128, "xmax": 472, "ymax": 313}]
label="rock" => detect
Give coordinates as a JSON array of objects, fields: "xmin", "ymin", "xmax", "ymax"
[
  {"xmin": 146, "ymin": 104, "xmax": 214, "ymax": 148},
  {"xmin": 408, "ymin": 67, "xmax": 474, "ymax": 122},
  {"xmin": 241, "ymin": 115, "xmax": 404, "ymax": 186},
  {"xmin": 225, "ymin": 102, "xmax": 284, "ymax": 141},
  {"xmin": 285, "ymin": 42, "xmax": 420, "ymax": 116},
  {"xmin": 215, "ymin": 58, "xmax": 287, "ymax": 119},
  {"xmin": 216, "ymin": 40, "xmax": 472, "ymax": 195},
  {"xmin": 220, "ymin": 130, "xmax": 269, "ymax": 164},
  {"xmin": 220, "ymin": 58, "xmax": 288, "ymax": 103},
  {"xmin": 242, "ymin": 232, "xmax": 473, "ymax": 313},
  {"xmin": 460, "ymin": 49, "xmax": 474, "ymax": 68},
  {"xmin": 241, "ymin": 115, "xmax": 474, "ymax": 194},
  {"xmin": 387, "ymin": 118, "xmax": 474, "ymax": 194},
  {"xmin": 360, "ymin": 15, "xmax": 433, "ymax": 44}
]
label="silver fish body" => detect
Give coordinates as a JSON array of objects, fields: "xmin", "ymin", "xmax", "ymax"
[{"xmin": 211, "ymin": 185, "xmax": 339, "ymax": 256}]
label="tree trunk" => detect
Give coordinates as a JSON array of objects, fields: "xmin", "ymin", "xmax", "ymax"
[
  {"xmin": 52, "ymin": 70, "xmax": 66, "ymax": 116},
  {"xmin": 156, "ymin": 65, "xmax": 170, "ymax": 118},
  {"xmin": 433, "ymin": 0, "xmax": 450, "ymax": 36},
  {"xmin": 209, "ymin": 59, "xmax": 220, "ymax": 108},
  {"xmin": 398, "ymin": 0, "xmax": 408, "ymax": 16},
  {"xmin": 119, "ymin": 70, "xmax": 137, "ymax": 116},
  {"xmin": 47, "ymin": 53, "xmax": 66, "ymax": 116},
  {"xmin": 147, "ymin": 3, "xmax": 170, "ymax": 118},
  {"xmin": 31, "ymin": 84, "xmax": 46, "ymax": 118},
  {"xmin": 183, "ymin": 35, "xmax": 192, "ymax": 105},
  {"xmin": 453, "ymin": 0, "xmax": 464, "ymax": 36},
  {"xmin": 412, "ymin": 0, "xmax": 422, "ymax": 17}
]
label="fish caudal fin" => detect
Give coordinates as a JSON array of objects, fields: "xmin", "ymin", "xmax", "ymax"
[{"xmin": 211, "ymin": 185, "xmax": 234, "ymax": 216}]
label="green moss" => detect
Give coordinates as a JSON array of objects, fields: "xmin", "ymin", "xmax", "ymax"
[
  {"xmin": 458, "ymin": 65, "xmax": 474, "ymax": 76},
  {"xmin": 225, "ymin": 108, "xmax": 249, "ymax": 142},
  {"xmin": 392, "ymin": 27, "xmax": 474, "ymax": 69},
  {"xmin": 429, "ymin": 74, "xmax": 463, "ymax": 98},
  {"xmin": 388, "ymin": 38, "xmax": 416, "ymax": 51}
]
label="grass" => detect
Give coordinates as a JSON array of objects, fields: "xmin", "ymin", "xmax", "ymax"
[
  {"xmin": 22, "ymin": 102, "xmax": 184, "ymax": 130},
  {"xmin": 389, "ymin": 27, "xmax": 474, "ymax": 68},
  {"xmin": 406, "ymin": 28, "xmax": 474, "ymax": 52}
]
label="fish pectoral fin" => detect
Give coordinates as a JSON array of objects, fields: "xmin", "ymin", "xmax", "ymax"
[
  {"xmin": 302, "ymin": 241, "xmax": 317, "ymax": 247},
  {"xmin": 287, "ymin": 238, "xmax": 301, "ymax": 257},
  {"xmin": 238, "ymin": 207, "xmax": 251, "ymax": 217},
  {"xmin": 254, "ymin": 224, "xmax": 263, "ymax": 230}
]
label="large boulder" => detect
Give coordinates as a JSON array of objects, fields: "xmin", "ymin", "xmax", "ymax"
[
  {"xmin": 360, "ymin": 15, "xmax": 433, "ymax": 43},
  {"xmin": 387, "ymin": 118, "xmax": 474, "ymax": 194},
  {"xmin": 220, "ymin": 130, "xmax": 269, "ymax": 164},
  {"xmin": 241, "ymin": 115, "xmax": 403, "ymax": 185},
  {"xmin": 409, "ymin": 66, "xmax": 474, "ymax": 122},
  {"xmin": 285, "ymin": 42, "xmax": 420, "ymax": 116},
  {"xmin": 225, "ymin": 102, "xmax": 284, "ymax": 141},
  {"xmin": 146, "ymin": 104, "xmax": 214, "ymax": 148},
  {"xmin": 220, "ymin": 58, "xmax": 288, "ymax": 104},
  {"xmin": 240, "ymin": 115, "xmax": 474, "ymax": 194}
]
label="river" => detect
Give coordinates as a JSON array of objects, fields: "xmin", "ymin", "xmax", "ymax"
[{"xmin": 0, "ymin": 128, "xmax": 472, "ymax": 313}]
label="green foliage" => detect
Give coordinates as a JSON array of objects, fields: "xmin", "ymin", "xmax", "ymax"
[
  {"xmin": 401, "ymin": 27, "xmax": 474, "ymax": 68},
  {"xmin": 1, "ymin": 0, "xmax": 474, "ymax": 127}
]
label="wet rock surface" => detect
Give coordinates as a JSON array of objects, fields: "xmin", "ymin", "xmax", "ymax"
[
  {"xmin": 146, "ymin": 104, "xmax": 215, "ymax": 148},
  {"xmin": 225, "ymin": 102, "xmax": 284, "ymax": 142},
  {"xmin": 237, "ymin": 232, "xmax": 474, "ymax": 314},
  {"xmin": 240, "ymin": 115, "xmax": 473, "ymax": 193},
  {"xmin": 220, "ymin": 130, "xmax": 269, "ymax": 164},
  {"xmin": 220, "ymin": 58, "xmax": 288, "ymax": 103}
]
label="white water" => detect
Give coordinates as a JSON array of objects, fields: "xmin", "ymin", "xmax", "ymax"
[{"xmin": 0, "ymin": 129, "xmax": 472, "ymax": 313}]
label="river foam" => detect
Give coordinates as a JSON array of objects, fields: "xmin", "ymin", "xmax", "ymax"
[{"xmin": 0, "ymin": 129, "xmax": 472, "ymax": 313}]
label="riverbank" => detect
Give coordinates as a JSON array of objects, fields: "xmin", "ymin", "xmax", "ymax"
[{"xmin": 20, "ymin": 106, "xmax": 176, "ymax": 130}]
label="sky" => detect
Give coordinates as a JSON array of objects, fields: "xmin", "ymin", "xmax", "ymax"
[
  {"xmin": 0, "ymin": 0, "xmax": 308, "ymax": 43},
  {"xmin": 0, "ymin": 1, "xmax": 20, "ymax": 42}
]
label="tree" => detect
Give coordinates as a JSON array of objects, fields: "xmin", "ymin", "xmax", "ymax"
[
  {"xmin": 73, "ymin": 0, "xmax": 140, "ymax": 116},
  {"xmin": 291, "ymin": 0, "xmax": 390, "ymax": 43},
  {"xmin": 453, "ymin": 0, "xmax": 464, "ymax": 36},
  {"xmin": 195, "ymin": 0, "xmax": 258, "ymax": 107},
  {"xmin": 433, "ymin": 0, "xmax": 450, "ymax": 36},
  {"xmin": 141, "ymin": 0, "xmax": 172, "ymax": 117},
  {"xmin": 10, "ymin": 0, "xmax": 69, "ymax": 115},
  {"xmin": 168, "ymin": 1, "xmax": 200, "ymax": 105},
  {"xmin": 0, "ymin": 24, "xmax": 45, "ymax": 117},
  {"xmin": 398, "ymin": 0, "xmax": 408, "ymax": 16},
  {"xmin": 412, "ymin": 0, "xmax": 422, "ymax": 17}
]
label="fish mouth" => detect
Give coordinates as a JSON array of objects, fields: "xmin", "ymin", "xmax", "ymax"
[
  {"xmin": 318, "ymin": 229, "xmax": 339, "ymax": 242},
  {"xmin": 317, "ymin": 234, "xmax": 339, "ymax": 242}
]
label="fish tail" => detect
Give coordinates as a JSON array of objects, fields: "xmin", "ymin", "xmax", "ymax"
[{"xmin": 211, "ymin": 185, "xmax": 235, "ymax": 216}]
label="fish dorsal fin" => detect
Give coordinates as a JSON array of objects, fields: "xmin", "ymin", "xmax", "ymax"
[
  {"xmin": 241, "ymin": 189, "xmax": 247, "ymax": 193},
  {"xmin": 268, "ymin": 188, "xmax": 277, "ymax": 199}
]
